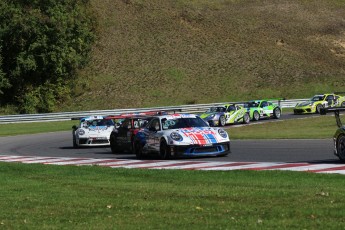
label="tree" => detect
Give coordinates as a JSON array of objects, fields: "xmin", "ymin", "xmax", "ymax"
[
  {"xmin": 0, "ymin": 48, "xmax": 11, "ymax": 95},
  {"xmin": 0, "ymin": 0, "xmax": 95, "ymax": 113}
]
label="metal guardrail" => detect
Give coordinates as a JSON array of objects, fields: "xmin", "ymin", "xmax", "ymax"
[{"xmin": 0, "ymin": 99, "xmax": 307, "ymax": 124}]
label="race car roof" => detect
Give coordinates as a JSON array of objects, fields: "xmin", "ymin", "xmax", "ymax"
[
  {"xmin": 105, "ymin": 114, "xmax": 150, "ymax": 120},
  {"xmin": 120, "ymin": 109, "xmax": 182, "ymax": 116},
  {"xmin": 154, "ymin": 113, "xmax": 198, "ymax": 119}
]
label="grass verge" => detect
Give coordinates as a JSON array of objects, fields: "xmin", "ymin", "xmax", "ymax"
[
  {"xmin": 226, "ymin": 114, "xmax": 340, "ymax": 139},
  {"xmin": 1, "ymin": 162, "xmax": 345, "ymax": 229},
  {"xmin": 1, "ymin": 114, "xmax": 340, "ymax": 139},
  {"xmin": 0, "ymin": 120, "xmax": 76, "ymax": 136}
]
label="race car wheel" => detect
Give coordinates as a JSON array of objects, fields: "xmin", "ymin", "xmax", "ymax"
[
  {"xmin": 160, "ymin": 139, "xmax": 171, "ymax": 160},
  {"xmin": 316, "ymin": 104, "xmax": 323, "ymax": 114},
  {"xmin": 342, "ymin": 102, "xmax": 345, "ymax": 107},
  {"xmin": 242, "ymin": 113, "xmax": 250, "ymax": 124},
  {"xmin": 110, "ymin": 133, "xmax": 119, "ymax": 154},
  {"xmin": 337, "ymin": 135, "xmax": 345, "ymax": 162},
  {"xmin": 253, "ymin": 111, "xmax": 260, "ymax": 121},
  {"xmin": 134, "ymin": 140, "xmax": 143, "ymax": 159},
  {"xmin": 72, "ymin": 133, "xmax": 78, "ymax": 148},
  {"xmin": 219, "ymin": 115, "xmax": 226, "ymax": 127},
  {"xmin": 273, "ymin": 108, "xmax": 281, "ymax": 119}
]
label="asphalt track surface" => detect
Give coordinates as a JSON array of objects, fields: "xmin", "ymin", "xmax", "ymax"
[{"xmin": 0, "ymin": 113, "xmax": 340, "ymax": 164}]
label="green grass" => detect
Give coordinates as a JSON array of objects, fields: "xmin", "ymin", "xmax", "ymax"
[
  {"xmin": 0, "ymin": 120, "xmax": 76, "ymax": 136},
  {"xmin": 0, "ymin": 114, "xmax": 341, "ymax": 139},
  {"xmin": 226, "ymin": 114, "xmax": 342, "ymax": 139},
  {"xmin": 1, "ymin": 162, "xmax": 345, "ymax": 229},
  {"xmin": 57, "ymin": 0, "xmax": 345, "ymax": 112}
]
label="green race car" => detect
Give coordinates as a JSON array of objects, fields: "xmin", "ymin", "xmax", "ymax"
[
  {"xmin": 320, "ymin": 107, "xmax": 345, "ymax": 162},
  {"xmin": 294, "ymin": 93, "xmax": 345, "ymax": 114},
  {"xmin": 200, "ymin": 103, "xmax": 250, "ymax": 127},
  {"xmin": 244, "ymin": 100, "xmax": 281, "ymax": 121}
]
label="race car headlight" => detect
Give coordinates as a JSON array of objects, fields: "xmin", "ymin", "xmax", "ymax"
[
  {"xmin": 170, "ymin": 132, "xmax": 183, "ymax": 142},
  {"xmin": 218, "ymin": 129, "xmax": 228, "ymax": 138},
  {"xmin": 78, "ymin": 129, "xmax": 85, "ymax": 135}
]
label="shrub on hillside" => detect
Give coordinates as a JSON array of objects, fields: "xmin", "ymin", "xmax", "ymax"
[
  {"xmin": 0, "ymin": 49, "xmax": 10, "ymax": 95},
  {"xmin": 0, "ymin": 0, "xmax": 95, "ymax": 113}
]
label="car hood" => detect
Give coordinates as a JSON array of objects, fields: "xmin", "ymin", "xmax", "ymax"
[
  {"xmin": 297, "ymin": 101, "xmax": 313, "ymax": 107},
  {"xmin": 174, "ymin": 127, "xmax": 228, "ymax": 144},
  {"xmin": 200, "ymin": 112, "xmax": 217, "ymax": 118}
]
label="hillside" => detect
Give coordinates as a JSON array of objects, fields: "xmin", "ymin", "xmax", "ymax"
[{"xmin": 64, "ymin": 0, "xmax": 345, "ymax": 111}]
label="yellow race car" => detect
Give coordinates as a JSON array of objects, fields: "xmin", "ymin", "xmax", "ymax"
[{"xmin": 294, "ymin": 93, "xmax": 345, "ymax": 114}]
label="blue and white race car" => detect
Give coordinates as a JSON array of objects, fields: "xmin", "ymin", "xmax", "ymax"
[
  {"xmin": 133, "ymin": 113, "xmax": 231, "ymax": 159},
  {"xmin": 72, "ymin": 116, "xmax": 115, "ymax": 148}
]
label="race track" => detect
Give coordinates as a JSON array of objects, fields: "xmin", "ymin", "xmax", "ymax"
[
  {"xmin": 0, "ymin": 130, "xmax": 339, "ymax": 163},
  {"xmin": 0, "ymin": 112, "xmax": 341, "ymax": 167}
]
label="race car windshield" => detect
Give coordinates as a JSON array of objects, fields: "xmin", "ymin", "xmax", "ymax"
[
  {"xmin": 311, "ymin": 95, "xmax": 325, "ymax": 101},
  {"xmin": 133, "ymin": 118, "xmax": 152, "ymax": 129},
  {"xmin": 227, "ymin": 105, "xmax": 236, "ymax": 111},
  {"xmin": 87, "ymin": 119, "xmax": 114, "ymax": 127},
  {"xmin": 162, "ymin": 117, "xmax": 209, "ymax": 130},
  {"xmin": 208, "ymin": 107, "xmax": 226, "ymax": 112},
  {"xmin": 244, "ymin": 102, "xmax": 259, "ymax": 108}
]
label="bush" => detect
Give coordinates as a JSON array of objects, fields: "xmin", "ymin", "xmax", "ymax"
[
  {"xmin": 0, "ymin": 48, "xmax": 10, "ymax": 96},
  {"xmin": 0, "ymin": 0, "xmax": 95, "ymax": 113}
]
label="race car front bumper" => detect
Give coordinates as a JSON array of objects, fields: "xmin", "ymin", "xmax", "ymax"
[
  {"xmin": 294, "ymin": 108, "xmax": 312, "ymax": 114},
  {"xmin": 78, "ymin": 137, "xmax": 110, "ymax": 146},
  {"xmin": 169, "ymin": 142, "xmax": 231, "ymax": 157},
  {"xmin": 203, "ymin": 118, "xmax": 219, "ymax": 127},
  {"xmin": 294, "ymin": 105, "xmax": 315, "ymax": 114}
]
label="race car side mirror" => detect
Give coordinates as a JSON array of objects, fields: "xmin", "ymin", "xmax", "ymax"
[{"xmin": 72, "ymin": 125, "xmax": 77, "ymax": 130}]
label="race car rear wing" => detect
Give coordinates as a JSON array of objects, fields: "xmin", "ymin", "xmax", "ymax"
[
  {"xmin": 120, "ymin": 109, "xmax": 182, "ymax": 116},
  {"xmin": 320, "ymin": 107, "xmax": 345, "ymax": 128}
]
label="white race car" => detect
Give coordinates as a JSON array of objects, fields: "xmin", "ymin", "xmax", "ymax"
[
  {"xmin": 72, "ymin": 116, "xmax": 115, "ymax": 148},
  {"xmin": 133, "ymin": 113, "xmax": 231, "ymax": 159}
]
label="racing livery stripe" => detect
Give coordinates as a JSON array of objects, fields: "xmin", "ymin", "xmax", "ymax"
[
  {"xmin": 190, "ymin": 133, "xmax": 205, "ymax": 144},
  {"xmin": 204, "ymin": 133, "xmax": 217, "ymax": 144},
  {"xmin": 179, "ymin": 128, "xmax": 218, "ymax": 145},
  {"xmin": 1, "ymin": 155, "xmax": 345, "ymax": 175}
]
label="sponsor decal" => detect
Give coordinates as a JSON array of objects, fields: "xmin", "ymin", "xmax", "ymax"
[
  {"xmin": 179, "ymin": 128, "xmax": 219, "ymax": 145},
  {"xmin": 89, "ymin": 126, "xmax": 108, "ymax": 131}
]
